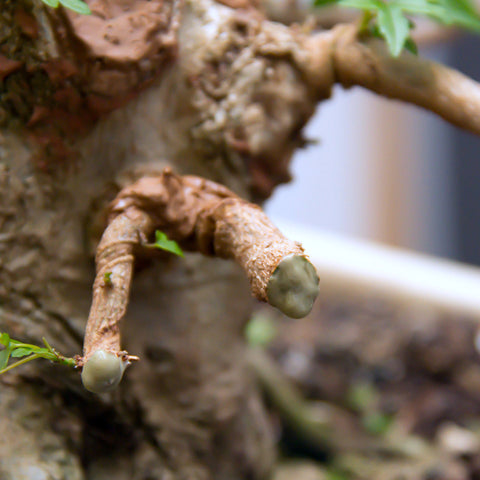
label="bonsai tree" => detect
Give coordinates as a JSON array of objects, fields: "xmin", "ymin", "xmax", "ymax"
[{"xmin": 1, "ymin": 0, "xmax": 480, "ymax": 478}]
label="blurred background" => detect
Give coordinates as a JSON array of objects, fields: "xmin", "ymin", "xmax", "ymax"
[
  {"xmin": 255, "ymin": 15, "xmax": 480, "ymax": 478},
  {"xmin": 265, "ymin": 32, "xmax": 480, "ymax": 265}
]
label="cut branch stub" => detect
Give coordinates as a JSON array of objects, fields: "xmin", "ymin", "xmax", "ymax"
[
  {"xmin": 266, "ymin": 254, "xmax": 320, "ymax": 319},
  {"xmin": 208, "ymin": 199, "xmax": 319, "ymax": 318},
  {"xmin": 81, "ymin": 169, "xmax": 319, "ymax": 393}
]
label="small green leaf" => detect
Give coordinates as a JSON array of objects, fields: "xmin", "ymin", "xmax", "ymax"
[
  {"xmin": 394, "ymin": 0, "xmax": 444, "ymax": 18},
  {"xmin": 404, "ymin": 36, "xmax": 418, "ymax": 54},
  {"xmin": 33, "ymin": 347, "xmax": 52, "ymax": 357},
  {"xmin": 103, "ymin": 271, "xmax": 113, "ymax": 286},
  {"xmin": 313, "ymin": 0, "xmax": 339, "ymax": 6},
  {"xmin": 152, "ymin": 231, "xmax": 184, "ymax": 258},
  {"xmin": 338, "ymin": 0, "xmax": 383, "ymax": 10},
  {"xmin": 41, "ymin": 0, "xmax": 60, "ymax": 7},
  {"xmin": 59, "ymin": 0, "xmax": 91, "ymax": 14},
  {"xmin": 0, "ymin": 333, "xmax": 10, "ymax": 347},
  {"xmin": 11, "ymin": 347, "xmax": 35, "ymax": 358},
  {"xmin": 313, "ymin": 0, "xmax": 480, "ymax": 57},
  {"xmin": 8, "ymin": 338, "xmax": 28, "ymax": 347},
  {"xmin": 0, "ymin": 348, "xmax": 11, "ymax": 370},
  {"xmin": 377, "ymin": 3, "xmax": 411, "ymax": 56},
  {"xmin": 393, "ymin": 0, "xmax": 480, "ymax": 32}
]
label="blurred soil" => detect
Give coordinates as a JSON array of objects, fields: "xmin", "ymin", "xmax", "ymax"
[{"xmin": 254, "ymin": 291, "xmax": 480, "ymax": 480}]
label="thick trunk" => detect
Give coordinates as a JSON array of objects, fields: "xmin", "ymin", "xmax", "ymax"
[
  {"xmin": 3, "ymin": 0, "xmax": 480, "ymax": 478},
  {"xmin": 0, "ymin": 0, "xmax": 319, "ymax": 478}
]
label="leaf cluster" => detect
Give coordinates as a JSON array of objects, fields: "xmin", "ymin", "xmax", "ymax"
[
  {"xmin": 40, "ymin": 0, "xmax": 91, "ymax": 15},
  {"xmin": 0, "ymin": 333, "xmax": 76, "ymax": 375},
  {"xmin": 314, "ymin": 0, "xmax": 480, "ymax": 56}
]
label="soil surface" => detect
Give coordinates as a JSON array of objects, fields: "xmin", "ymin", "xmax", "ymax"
[{"xmin": 255, "ymin": 289, "xmax": 480, "ymax": 480}]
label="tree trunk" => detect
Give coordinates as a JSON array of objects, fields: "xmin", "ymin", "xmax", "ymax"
[
  {"xmin": 3, "ymin": 0, "xmax": 480, "ymax": 479},
  {"xmin": 0, "ymin": 1, "xmax": 319, "ymax": 478}
]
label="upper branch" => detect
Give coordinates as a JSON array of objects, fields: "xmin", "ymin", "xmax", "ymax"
[{"xmin": 303, "ymin": 24, "xmax": 480, "ymax": 136}]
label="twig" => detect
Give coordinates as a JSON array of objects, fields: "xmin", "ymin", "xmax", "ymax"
[{"xmin": 0, "ymin": 354, "xmax": 43, "ymax": 374}]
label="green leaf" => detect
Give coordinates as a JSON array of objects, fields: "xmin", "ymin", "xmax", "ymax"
[
  {"xmin": 103, "ymin": 271, "xmax": 113, "ymax": 286},
  {"xmin": 394, "ymin": 0, "xmax": 444, "ymax": 18},
  {"xmin": 313, "ymin": 0, "xmax": 339, "ymax": 6},
  {"xmin": 37, "ymin": 347, "xmax": 53, "ymax": 356},
  {"xmin": 59, "ymin": 0, "xmax": 91, "ymax": 14},
  {"xmin": 0, "ymin": 333, "xmax": 10, "ymax": 347},
  {"xmin": 394, "ymin": 0, "xmax": 480, "ymax": 32},
  {"xmin": 313, "ymin": 0, "xmax": 480, "ymax": 57},
  {"xmin": 314, "ymin": 0, "xmax": 412, "ymax": 56},
  {"xmin": 152, "ymin": 231, "xmax": 184, "ymax": 258},
  {"xmin": 41, "ymin": 0, "xmax": 60, "ymax": 7},
  {"xmin": 0, "ymin": 348, "xmax": 11, "ymax": 370},
  {"xmin": 377, "ymin": 3, "xmax": 411, "ymax": 56},
  {"xmin": 442, "ymin": 0, "xmax": 480, "ymax": 18},
  {"xmin": 338, "ymin": 0, "xmax": 383, "ymax": 10},
  {"xmin": 11, "ymin": 347, "xmax": 35, "ymax": 358},
  {"xmin": 404, "ymin": 37, "xmax": 418, "ymax": 54}
]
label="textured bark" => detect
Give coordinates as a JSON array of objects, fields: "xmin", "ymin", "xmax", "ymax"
[
  {"xmin": 2, "ymin": 0, "xmax": 480, "ymax": 479},
  {"xmin": 0, "ymin": 1, "xmax": 318, "ymax": 478}
]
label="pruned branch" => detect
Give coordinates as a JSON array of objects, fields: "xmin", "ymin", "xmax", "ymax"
[{"xmin": 81, "ymin": 169, "xmax": 319, "ymax": 393}]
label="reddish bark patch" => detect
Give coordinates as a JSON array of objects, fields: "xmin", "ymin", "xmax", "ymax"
[
  {"xmin": 29, "ymin": 129, "xmax": 75, "ymax": 174},
  {"xmin": 68, "ymin": 0, "xmax": 175, "ymax": 65},
  {"xmin": 0, "ymin": 55, "xmax": 22, "ymax": 81},
  {"xmin": 14, "ymin": 8, "xmax": 39, "ymax": 39},
  {"xmin": 40, "ymin": 60, "xmax": 78, "ymax": 83},
  {"xmin": 4, "ymin": 0, "xmax": 177, "ymax": 174},
  {"xmin": 86, "ymin": 93, "xmax": 132, "ymax": 116},
  {"xmin": 26, "ymin": 106, "xmax": 51, "ymax": 127},
  {"xmin": 53, "ymin": 87, "xmax": 83, "ymax": 113}
]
